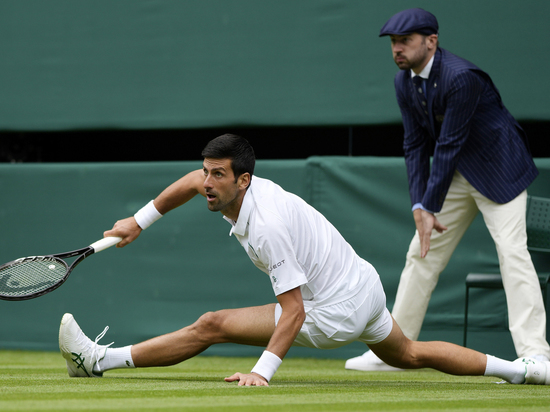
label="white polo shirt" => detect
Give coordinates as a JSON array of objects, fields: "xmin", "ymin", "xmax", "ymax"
[{"xmin": 223, "ymin": 176, "xmax": 376, "ymax": 306}]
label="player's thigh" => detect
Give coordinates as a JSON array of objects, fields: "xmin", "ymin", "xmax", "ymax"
[{"xmin": 210, "ymin": 303, "xmax": 277, "ymax": 346}]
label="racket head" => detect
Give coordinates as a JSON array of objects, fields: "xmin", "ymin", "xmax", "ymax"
[{"xmin": 0, "ymin": 256, "xmax": 70, "ymax": 301}]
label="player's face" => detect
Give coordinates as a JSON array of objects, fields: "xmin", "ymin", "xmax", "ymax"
[
  {"xmin": 390, "ymin": 33, "xmax": 437, "ymax": 74},
  {"xmin": 202, "ymin": 157, "xmax": 249, "ymax": 220}
]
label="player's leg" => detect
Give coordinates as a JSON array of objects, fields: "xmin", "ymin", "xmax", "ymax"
[
  {"xmin": 369, "ymin": 317, "xmax": 486, "ymax": 374},
  {"xmin": 349, "ymin": 279, "xmax": 548, "ymax": 384},
  {"xmin": 59, "ymin": 304, "xmax": 277, "ymax": 377},
  {"xmin": 132, "ymin": 304, "xmax": 277, "ymax": 367},
  {"xmin": 368, "ymin": 317, "xmax": 532, "ymax": 383}
]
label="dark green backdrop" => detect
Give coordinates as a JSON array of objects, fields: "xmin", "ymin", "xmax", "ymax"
[
  {"xmin": 1, "ymin": 158, "xmax": 549, "ymax": 360},
  {"xmin": 0, "ymin": 0, "xmax": 548, "ymax": 131}
]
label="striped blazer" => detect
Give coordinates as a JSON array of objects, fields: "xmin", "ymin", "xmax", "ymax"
[{"xmin": 395, "ymin": 48, "xmax": 538, "ymax": 213}]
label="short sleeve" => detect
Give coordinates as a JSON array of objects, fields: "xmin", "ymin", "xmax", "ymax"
[{"xmin": 254, "ymin": 217, "xmax": 308, "ymax": 296}]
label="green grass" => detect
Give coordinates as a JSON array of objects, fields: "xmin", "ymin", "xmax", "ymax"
[{"xmin": 1, "ymin": 350, "xmax": 549, "ymax": 411}]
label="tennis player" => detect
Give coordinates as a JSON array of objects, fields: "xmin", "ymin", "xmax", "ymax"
[{"xmin": 59, "ymin": 134, "xmax": 549, "ymax": 386}]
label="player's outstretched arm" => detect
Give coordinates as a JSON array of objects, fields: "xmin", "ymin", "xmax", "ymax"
[
  {"xmin": 105, "ymin": 169, "xmax": 206, "ymax": 247},
  {"xmin": 153, "ymin": 169, "xmax": 206, "ymax": 214}
]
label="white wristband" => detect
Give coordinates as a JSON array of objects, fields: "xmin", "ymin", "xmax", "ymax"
[
  {"xmin": 251, "ymin": 350, "xmax": 282, "ymax": 382},
  {"xmin": 134, "ymin": 200, "xmax": 163, "ymax": 230}
]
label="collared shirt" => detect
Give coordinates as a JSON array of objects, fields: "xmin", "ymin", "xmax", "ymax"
[
  {"xmin": 224, "ymin": 176, "xmax": 374, "ymax": 306},
  {"xmin": 411, "ymin": 54, "xmax": 434, "ymax": 80}
]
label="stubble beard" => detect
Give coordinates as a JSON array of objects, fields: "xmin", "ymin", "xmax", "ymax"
[
  {"xmin": 394, "ymin": 39, "xmax": 428, "ymax": 71},
  {"xmin": 206, "ymin": 191, "xmax": 238, "ymax": 213}
]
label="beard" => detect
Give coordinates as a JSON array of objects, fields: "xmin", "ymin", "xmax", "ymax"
[
  {"xmin": 393, "ymin": 39, "xmax": 429, "ymax": 71},
  {"xmin": 206, "ymin": 190, "xmax": 239, "ymax": 213}
]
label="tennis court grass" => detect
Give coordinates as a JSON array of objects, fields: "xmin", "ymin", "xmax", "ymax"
[{"xmin": 1, "ymin": 350, "xmax": 549, "ymax": 411}]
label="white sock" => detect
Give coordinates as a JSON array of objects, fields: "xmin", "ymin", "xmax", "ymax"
[
  {"xmin": 95, "ymin": 345, "xmax": 135, "ymax": 373},
  {"xmin": 484, "ymin": 354, "xmax": 525, "ymax": 384}
]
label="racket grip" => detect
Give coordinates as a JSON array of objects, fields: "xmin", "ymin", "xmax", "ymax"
[{"xmin": 90, "ymin": 237, "xmax": 123, "ymax": 253}]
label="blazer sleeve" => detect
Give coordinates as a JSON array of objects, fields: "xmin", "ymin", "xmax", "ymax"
[{"xmin": 422, "ymin": 70, "xmax": 484, "ymax": 212}]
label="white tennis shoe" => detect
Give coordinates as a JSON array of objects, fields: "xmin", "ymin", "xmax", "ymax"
[
  {"xmin": 59, "ymin": 313, "xmax": 112, "ymax": 378},
  {"xmin": 514, "ymin": 357, "xmax": 550, "ymax": 385},
  {"xmin": 345, "ymin": 350, "xmax": 404, "ymax": 372}
]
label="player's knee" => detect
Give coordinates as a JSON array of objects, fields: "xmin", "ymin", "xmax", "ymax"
[
  {"xmin": 380, "ymin": 342, "xmax": 423, "ymax": 370},
  {"xmin": 193, "ymin": 311, "xmax": 226, "ymax": 339},
  {"xmin": 386, "ymin": 353, "xmax": 420, "ymax": 369},
  {"xmin": 396, "ymin": 343, "xmax": 428, "ymax": 369},
  {"xmin": 400, "ymin": 351, "xmax": 421, "ymax": 369}
]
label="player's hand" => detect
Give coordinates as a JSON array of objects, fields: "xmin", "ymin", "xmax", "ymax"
[
  {"xmin": 104, "ymin": 217, "xmax": 142, "ymax": 248},
  {"xmin": 413, "ymin": 209, "xmax": 447, "ymax": 258},
  {"xmin": 224, "ymin": 372, "xmax": 269, "ymax": 386}
]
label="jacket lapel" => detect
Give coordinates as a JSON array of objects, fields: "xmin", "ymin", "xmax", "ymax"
[{"xmin": 426, "ymin": 49, "xmax": 442, "ymax": 137}]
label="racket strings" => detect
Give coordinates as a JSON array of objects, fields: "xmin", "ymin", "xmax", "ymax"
[{"xmin": 0, "ymin": 257, "xmax": 68, "ymax": 297}]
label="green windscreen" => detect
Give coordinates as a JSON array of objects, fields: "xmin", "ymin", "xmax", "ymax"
[{"xmin": 0, "ymin": 0, "xmax": 547, "ymax": 131}]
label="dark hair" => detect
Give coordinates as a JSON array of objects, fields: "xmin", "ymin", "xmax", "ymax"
[{"xmin": 201, "ymin": 134, "xmax": 255, "ymax": 182}]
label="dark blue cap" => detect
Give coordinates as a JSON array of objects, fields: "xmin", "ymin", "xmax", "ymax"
[{"xmin": 379, "ymin": 8, "xmax": 438, "ymax": 37}]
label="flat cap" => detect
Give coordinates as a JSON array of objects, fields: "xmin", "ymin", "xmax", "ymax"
[{"xmin": 379, "ymin": 8, "xmax": 438, "ymax": 37}]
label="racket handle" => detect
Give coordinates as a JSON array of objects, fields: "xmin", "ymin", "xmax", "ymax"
[{"xmin": 90, "ymin": 237, "xmax": 123, "ymax": 253}]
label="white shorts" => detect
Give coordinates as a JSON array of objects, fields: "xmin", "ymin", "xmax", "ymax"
[{"xmin": 275, "ymin": 277, "xmax": 393, "ymax": 349}]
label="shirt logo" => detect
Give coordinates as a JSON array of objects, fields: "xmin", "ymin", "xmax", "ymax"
[{"xmin": 269, "ymin": 260, "xmax": 285, "ymax": 273}]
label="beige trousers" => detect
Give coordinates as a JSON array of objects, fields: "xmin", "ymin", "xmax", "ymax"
[{"xmin": 392, "ymin": 171, "xmax": 550, "ymax": 358}]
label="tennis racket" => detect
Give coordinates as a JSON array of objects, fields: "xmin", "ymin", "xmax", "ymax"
[{"xmin": 0, "ymin": 237, "xmax": 122, "ymax": 301}]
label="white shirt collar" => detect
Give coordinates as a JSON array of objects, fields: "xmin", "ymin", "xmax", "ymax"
[
  {"xmin": 411, "ymin": 54, "xmax": 434, "ymax": 80},
  {"xmin": 223, "ymin": 183, "xmax": 253, "ymax": 237}
]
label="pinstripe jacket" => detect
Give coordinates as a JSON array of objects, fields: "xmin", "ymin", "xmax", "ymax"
[{"xmin": 395, "ymin": 48, "xmax": 538, "ymax": 213}]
